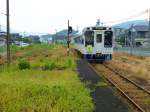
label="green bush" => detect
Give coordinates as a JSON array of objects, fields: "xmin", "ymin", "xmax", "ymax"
[
  {"xmin": 65, "ymin": 57, "xmax": 75, "ymax": 69},
  {"xmin": 18, "ymin": 60, "xmax": 30, "ymax": 70},
  {"xmin": 42, "ymin": 61, "xmax": 56, "ymax": 70}
]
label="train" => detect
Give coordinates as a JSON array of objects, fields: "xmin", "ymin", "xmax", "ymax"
[{"xmin": 73, "ymin": 26, "xmax": 114, "ymax": 62}]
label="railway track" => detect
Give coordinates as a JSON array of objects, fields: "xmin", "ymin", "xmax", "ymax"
[{"xmin": 89, "ymin": 63, "xmax": 150, "ymax": 112}]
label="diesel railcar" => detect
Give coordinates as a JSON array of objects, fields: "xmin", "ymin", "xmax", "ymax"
[{"xmin": 73, "ymin": 26, "xmax": 113, "ymax": 62}]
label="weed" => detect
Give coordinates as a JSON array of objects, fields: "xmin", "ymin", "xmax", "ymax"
[
  {"xmin": 0, "ymin": 45, "xmax": 94, "ymax": 112},
  {"xmin": 42, "ymin": 61, "xmax": 56, "ymax": 71},
  {"xmin": 96, "ymin": 81, "xmax": 108, "ymax": 87},
  {"xmin": 18, "ymin": 60, "xmax": 30, "ymax": 70},
  {"xmin": 0, "ymin": 70, "xmax": 94, "ymax": 112},
  {"xmin": 144, "ymin": 97, "xmax": 150, "ymax": 105},
  {"xmin": 64, "ymin": 57, "xmax": 76, "ymax": 69}
]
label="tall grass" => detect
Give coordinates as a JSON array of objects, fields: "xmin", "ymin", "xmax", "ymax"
[
  {"xmin": 0, "ymin": 44, "xmax": 94, "ymax": 112},
  {"xmin": 0, "ymin": 45, "xmax": 6, "ymax": 53},
  {"xmin": 11, "ymin": 44, "xmax": 62, "ymax": 53},
  {"xmin": 0, "ymin": 70, "xmax": 94, "ymax": 112}
]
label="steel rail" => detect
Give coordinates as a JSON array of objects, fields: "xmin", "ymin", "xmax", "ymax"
[
  {"xmin": 103, "ymin": 63, "xmax": 150, "ymax": 95},
  {"xmin": 88, "ymin": 63, "xmax": 149, "ymax": 112}
]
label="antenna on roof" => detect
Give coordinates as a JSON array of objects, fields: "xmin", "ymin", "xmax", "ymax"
[{"xmin": 96, "ymin": 19, "xmax": 100, "ymax": 26}]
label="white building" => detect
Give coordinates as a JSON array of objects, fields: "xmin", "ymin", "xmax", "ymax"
[
  {"xmin": 0, "ymin": 38, "xmax": 6, "ymax": 46},
  {"xmin": 40, "ymin": 34, "xmax": 52, "ymax": 44}
]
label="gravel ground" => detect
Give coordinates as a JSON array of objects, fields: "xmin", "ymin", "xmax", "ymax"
[{"xmin": 77, "ymin": 59, "xmax": 130, "ymax": 112}]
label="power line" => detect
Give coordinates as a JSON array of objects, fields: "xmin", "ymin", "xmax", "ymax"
[
  {"xmin": 104, "ymin": 9, "xmax": 149, "ymax": 25},
  {"xmin": 0, "ymin": 12, "xmax": 6, "ymax": 15}
]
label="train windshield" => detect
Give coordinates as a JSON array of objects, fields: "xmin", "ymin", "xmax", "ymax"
[
  {"xmin": 84, "ymin": 31, "xmax": 94, "ymax": 47},
  {"xmin": 104, "ymin": 31, "xmax": 113, "ymax": 48}
]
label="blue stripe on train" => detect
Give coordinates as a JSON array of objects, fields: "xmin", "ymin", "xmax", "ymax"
[{"xmin": 83, "ymin": 54, "xmax": 112, "ymax": 61}]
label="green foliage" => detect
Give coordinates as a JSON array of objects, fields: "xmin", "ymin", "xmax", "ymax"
[
  {"xmin": 96, "ymin": 81, "xmax": 108, "ymax": 87},
  {"xmin": 0, "ymin": 45, "xmax": 94, "ymax": 112},
  {"xmin": 18, "ymin": 60, "xmax": 30, "ymax": 70},
  {"xmin": 0, "ymin": 46, "xmax": 6, "ymax": 53},
  {"xmin": 64, "ymin": 57, "xmax": 76, "ymax": 69},
  {"xmin": 116, "ymin": 34, "xmax": 126, "ymax": 45},
  {"xmin": 11, "ymin": 44, "xmax": 57, "ymax": 54},
  {"xmin": 17, "ymin": 37, "xmax": 31, "ymax": 43},
  {"xmin": 42, "ymin": 61, "xmax": 56, "ymax": 71},
  {"xmin": 0, "ymin": 70, "xmax": 94, "ymax": 112},
  {"xmin": 144, "ymin": 97, "xmax": 150, "ymax": 105},
  {"xmin": 11, "ymin": 45, "xmax": 21, "ymax": 53}
]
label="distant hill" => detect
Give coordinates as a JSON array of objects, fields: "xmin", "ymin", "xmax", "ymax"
[
  {"xmin": 0, "ymin": 25, "xmax": 49, "ymax": 36},
  {"xmin": 56, "ymin": 29, "xmax": 78, "ymax": 36},
  {"xmin": 113, "ymin": 20, "xmax": 149, "ymax": 29},
  {"xmin": 19, "ymin": 32, "xmax": 50, "ymax": 36}
]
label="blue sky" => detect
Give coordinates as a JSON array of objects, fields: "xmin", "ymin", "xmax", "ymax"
[{"xmin": 0, "ymin": 0, "xmax": 150, "ymax": 34}]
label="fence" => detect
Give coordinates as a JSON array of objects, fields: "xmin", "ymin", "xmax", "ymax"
[{"xmin": 114, "ymin": 47, "xmax": 150, "ymax": 57}]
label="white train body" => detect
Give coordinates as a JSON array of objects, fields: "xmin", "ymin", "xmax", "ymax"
[{"xmin": 73, "ymin": 26, "xmax": 113, "ymax": 61}]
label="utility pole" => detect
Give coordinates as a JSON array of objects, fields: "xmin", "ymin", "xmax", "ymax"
[
  {"xmin": 67, "ymin": 20, "xmax": 70, "ymax": 56},
  {"xmin": 6, "ymin": 0, "xmax": 11, "ymax": 66},
  {"xmin": 149, "ymin": 9, "xmax": 150, "ymax": 31},
  {"xmin": 148, "ymin": 9, "xmax": 150, "ymax": 48},
  {"xmin": 128, "ymin": 24, "xmax": 134, "ymax": 55},
  {"xmin": 67, "ymin": 20, "xmax": 72, "ymax": 56},
  {"xmin": 0, "ymin": 25, "xmax": 1, "ymax": 32}
]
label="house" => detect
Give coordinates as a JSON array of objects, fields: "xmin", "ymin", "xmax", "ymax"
[
  {"xmin": 0, "ymin": 32, "xmax": 6, "ymax": 46},
  {"xmin": 26, "ymin": 35, "xmax": 41, "ymax": 44},
  {"xmin": 40, "ymin": 34, "xmax": 52, "ymax": 44},
  {"xmin": 10, "ymin": 33, "xmax": 22, "ymax": 42},
  {"xmin": 113, "ymin": 27, "xmax": 126, "ymax": 39},
  {"xmin": 128, "ymin": 25, "xmax": 150, "ymax": 47},
  {"xmin": 0, "ymin": 32, "xmax": 23, "ymax": 44},
  {"xmin": 0, "ymin": 38, "xmax": 6, "ymax": 46},
  {"xmin": 132, "ymin": 25, "xmax": 149, "ymax": 38}
]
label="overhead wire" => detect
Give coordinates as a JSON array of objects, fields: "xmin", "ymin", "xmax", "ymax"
[{"xmin": 103, "ymin": 9, "xmax": 149, "ymax": 25}]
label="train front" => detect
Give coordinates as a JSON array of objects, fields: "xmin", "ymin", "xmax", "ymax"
[{"xmin": 83, "ymin": 27, "xmax": 113, "ymax": 62}]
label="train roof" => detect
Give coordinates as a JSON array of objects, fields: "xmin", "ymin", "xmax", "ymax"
[{"xmin": 83, "ymin": 26, "xmax": 112, "ymax": 31}]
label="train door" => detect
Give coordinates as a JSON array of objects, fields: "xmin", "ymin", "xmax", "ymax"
[{"xmin": 94, "ymin": 32, "xmax": 103, "ymax": 54}]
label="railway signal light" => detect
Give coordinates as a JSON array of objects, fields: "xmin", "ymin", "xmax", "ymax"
[{"xmin": 68, "ymin": 26, "xmax": 73, "ymax": 34}]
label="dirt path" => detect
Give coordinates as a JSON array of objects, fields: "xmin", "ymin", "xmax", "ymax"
[{"xmin": 77, "ymin": 59, "xmax": 131, "ymax": 112}]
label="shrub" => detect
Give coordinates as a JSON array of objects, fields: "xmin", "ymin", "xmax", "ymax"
[
  {"xmin": 18, "ymin": 60, "xmax": 30, "ymax": 70},
  {"xmin": 42, "ymin": 61, "xmax": 56, "ymax": 70},
  {"xmin": 65, "ymin": 57, "xmax": 75, "ymax": 69}
]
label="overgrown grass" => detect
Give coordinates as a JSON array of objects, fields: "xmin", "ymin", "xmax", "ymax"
[
  {"xmin": 96, "ymin": 81, "xmax": 108, "ymax": 87},
  {"xmin": 0, "ymin": 70, "xmax": 94, "ymax": 112},
  {"xmin": 0, "ymin": 44, "xmax": 94, "ymax": 112},
  {"xmin": 0, "ymin": 45, "xmax": 6, "ymax": 53}
]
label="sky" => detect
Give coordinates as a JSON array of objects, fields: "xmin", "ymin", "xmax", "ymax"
[{"xmin": 0, "ymin": 0, "xmax": 150, "ymax": 34}]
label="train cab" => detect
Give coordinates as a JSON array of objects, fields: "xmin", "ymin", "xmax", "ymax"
[{"xmin": 74, "ymin": 26, "xmax": 113, "ymax": 62}]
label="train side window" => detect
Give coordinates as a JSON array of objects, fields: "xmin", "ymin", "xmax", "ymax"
[
  {"xmin": 84, "ymin": 31, "xmax": 94, "ymax": 47},
  {"xmin": 96, "ymin": 34, "xmax": 102, "ymax": 43},
  {"xmin": 81, "ymin": 38, "xmax": 84, "ymax": 44}
]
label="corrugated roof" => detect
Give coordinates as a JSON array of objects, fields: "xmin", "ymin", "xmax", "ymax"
[{"xmin": 133, "ymin": 25, "xmax": 149, "ymax": 31}]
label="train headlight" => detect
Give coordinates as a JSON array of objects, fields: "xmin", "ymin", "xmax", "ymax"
[{"xmin": 96, "ymin": 53, "xmax": 102, "ymax": 57}]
